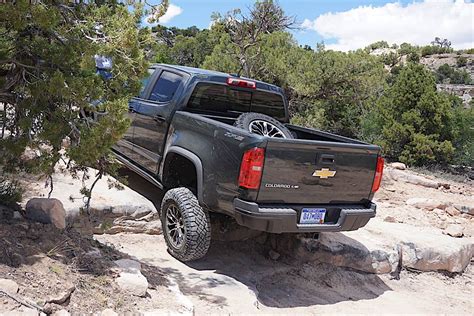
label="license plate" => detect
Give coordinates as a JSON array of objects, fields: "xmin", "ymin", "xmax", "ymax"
[{"xmin": 300, "ymin": 208, "xmax": 326, "ymax": 224}]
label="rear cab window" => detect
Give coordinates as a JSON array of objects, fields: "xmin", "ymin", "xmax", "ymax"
[{"xmin": 186, "ymin": 83, "xmax": 286, "ymax": 121}]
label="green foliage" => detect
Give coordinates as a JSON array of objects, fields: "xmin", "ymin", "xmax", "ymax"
[
  {"xmin": 366, "ymin": 41, "xmax": 389, "ymax": 51},
  {"xmin": 398, "ymin": 43, "xmax": 420, "ymax": 56},
  {"xmin": 456, "ymin": 56, "xmax": 467, "ymax": 67},
  {"xmin": 380, "ymin": 52, "xmax": 399, "ymax": 66},
  {"xmin": 448, "ymin": 95, "xmax": 474, "ymax": 166},
  {"xmin": 286, "ymin": 49, "xmax": 386, "ymax": 137},
  {"xmin": 152, "ymin": 26, "xmax": 218, "ymax": 67},
  {"xmin": 436, "ymin": 64, "xmax": 472, "ymax": 84},
  {"xmin": 206, "ymin": 0, "xmax": 294, "ymax": 77},
  {"xmin": 0, "ymin": 2, "xmax": 153, "ymax": 207},
  {"xmin": 421, "ymin": 45, "xmax": 454, "ymax": 56},
  {"xmin": 464, "ymin": 48, "xmax": 474, "ymax": 54},
  {"xmin": 290, "ymin": 102, "xmax": 325, "ymax": 130},
  {"xmin": 368, "ymin": 64, "xmax": 459, "ymax": 166},
  {"xmin": 0, "ymin": 175, "xmax": 23, "ymax": 206}
]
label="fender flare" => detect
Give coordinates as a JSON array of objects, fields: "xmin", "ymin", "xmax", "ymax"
[{"xmin": 163, "ymin": 146, "xmax": 204, "ymax": 203}]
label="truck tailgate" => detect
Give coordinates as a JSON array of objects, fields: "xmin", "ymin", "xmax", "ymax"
[{"xmin": 257, "ymin": 139, "xmax": 380, "ymax": 204}]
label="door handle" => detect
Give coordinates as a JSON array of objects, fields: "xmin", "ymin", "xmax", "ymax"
[{"xmin": 154, "ymin": 115, "xmax": 166, "ymax": 122}]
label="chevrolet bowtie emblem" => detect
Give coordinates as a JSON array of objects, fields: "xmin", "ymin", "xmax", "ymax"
[{"xmin": 312, "ymin": 168, "xmax": 336, "ymax": 179}]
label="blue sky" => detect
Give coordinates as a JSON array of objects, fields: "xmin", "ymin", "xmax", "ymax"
[{"xmin": 148, "ymin": 0, "xmax": 473, "ymax": 51}]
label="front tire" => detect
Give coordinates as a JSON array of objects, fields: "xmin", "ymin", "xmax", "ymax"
[{"xmin": 160, "ymin": 187, "xmax": 211, "ymax": 261}]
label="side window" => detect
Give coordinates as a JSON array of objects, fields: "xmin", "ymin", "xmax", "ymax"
[
  {"xmin": 138, "ymin": 68, "xmax": 155, "ymax": 98},
  {"xmin": 149, "ymin": 71, "xmax": 182, "ymax": 102}
]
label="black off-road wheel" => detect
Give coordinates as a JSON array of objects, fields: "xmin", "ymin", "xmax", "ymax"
[
  {"xmin": 234, "ymin": 112, "xmax": 294, "ymax": 139},
  {"xmin": 160, "ymin": 187, "xmax": 211, "ymax": 261}
]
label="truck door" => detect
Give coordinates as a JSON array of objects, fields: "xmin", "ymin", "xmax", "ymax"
[
  {"xmin": 132, "ymin": 69, "xmax": 185, "ymax": 173},
  {"xmin": 114, "ymin": 68, "xmax": 155, "ymax": 159}
]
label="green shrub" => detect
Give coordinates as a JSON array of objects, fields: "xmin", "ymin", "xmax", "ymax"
[
  {"xmin": 436, "ymin": 64, "xmax": 471, "ymax": 84},
  {"xmin": 0, "ymin": 176, "xmax": 23, "ymax": 206},
  {"xmin": 291, "ymin": 106, "xmax": 325, "ymax": 130},
  {"xmin": 399, "ymin": 133, "xmax": 454, "ymax": 166},
  {"xmin": 449, "ymin": 98, "xmax": 474, "ymax": 166},
  {"xmin": 421, "ymin": 45, "xmax": 453, "ymax": 56},
  {"xmin": 367, "ymin": 41, "xmax": 389, "ymax": 51},
  {"xmin": 397, "ymin": 43, "xmax": 421, "ymax": 62},
  {"xmin": 381, "ymin": 52, "xmax": 399, "ymax": 66},
  {"xmin": 464, "ymin": 48, "xmax": 474, "ymax": 54},
  {"xmin": 367, "ymin": 64, "xmax": 458, "ymax": 166},
  {"xmin": 456, "ymin": 56, "xmax": 467, "ymax": 67}
]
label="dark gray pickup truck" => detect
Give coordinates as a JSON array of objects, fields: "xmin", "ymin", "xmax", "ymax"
[{"xmin": 113, "ymin": 64, "xmax": 384, "ymax": 261}]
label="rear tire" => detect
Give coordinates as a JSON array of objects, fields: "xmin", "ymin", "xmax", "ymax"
[
  {"xmin": 234, "ymin": 112, "xmax": 294, "ymax": 139},
  {"xmin": 160, "ymin": 187, "xmax": 211, "ymax": 261}
]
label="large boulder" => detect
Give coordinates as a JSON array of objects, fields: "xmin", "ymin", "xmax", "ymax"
[
  {"xmin": 115, "ymin": 272, "xmax": 148, "ymax": 297},
  {"xmin": 25, "ymin": 198, "xmax": 66, "ymax": 229},
  {"xmin": 277, "ymin": 232, "xmax": 399, "ymax": 274},
  {"xmin": 96, "ymin": 218, "xmax": 161, "ymax": 235},
  {"xmin": 354, "ymin": 220, "xmax": 474, "ymax": 273},
  {"xmin": 276, "ymin": 219, "xmax": 474, "ymax": 274},
  {"xmin": 113, "ymin": 258, "xmax": 148, "ymax": 297}
]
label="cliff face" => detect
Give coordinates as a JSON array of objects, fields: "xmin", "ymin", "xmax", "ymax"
[
  {"xmin": 436, "ymin": 83, "xmax": 473, "ymax": 108},
  {"xmin": 420, "ymin": 54, "xmax": 473, "ymax": 107},
  {"xmin": 421, "ymin": 54, "xmax": 473, "ymax": 108}
]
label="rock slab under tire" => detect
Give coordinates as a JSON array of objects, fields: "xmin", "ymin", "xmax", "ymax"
[
  {"xmin": 160, "ymin": 187, "xmax": 211, "ymax": 261},
  {"xmin": 234, "ymin": 112, "xmax": 294, "ymax": 139}
]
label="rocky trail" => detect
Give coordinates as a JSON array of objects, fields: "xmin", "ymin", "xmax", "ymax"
[
  {"xmin": 97, "ymin": 231, "xmax": 473, "ymax": 315},
  {"xmin": 0, "ymin": 163, "xmax": 473, "ymax": 315}
]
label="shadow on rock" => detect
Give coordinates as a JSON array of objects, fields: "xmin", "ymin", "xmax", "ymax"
[{"xmin": 186, "ymin": 234, "xmax": 392, "ymax": 308}]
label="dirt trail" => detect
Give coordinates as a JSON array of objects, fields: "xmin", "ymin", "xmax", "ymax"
[
  {"xmin": 93, "ymin": 166, "xmax": 473, "ymax": 315},
  {"xmin": 2, "ymin": 166, "xmax": 472, "ymax": 314},
  {"xmin": 97, "ymin": 233, "xmax": 473, "ymax": 315}
]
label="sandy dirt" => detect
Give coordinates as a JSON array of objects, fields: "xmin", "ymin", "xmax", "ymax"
[{"xmin": 0, "ymin": 221, "xmax": 177, "ymax": 314}]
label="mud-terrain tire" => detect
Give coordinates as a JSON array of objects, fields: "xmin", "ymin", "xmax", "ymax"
[
  {"xmin": 234, "ymin": 112, "xmax": 294, "ymax": 139},
  {"xmin": 160, "ymin": 187, "xmax": 211, "ymax": 261}
]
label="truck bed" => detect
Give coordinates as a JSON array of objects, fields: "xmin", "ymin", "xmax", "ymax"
[
  {"xmin": 183, "ymin": 110, "xmax": 380, "ymax": 206},
  {"xmin": 194, "ymin": 111, "xmax": 368, "ymax": 144}
]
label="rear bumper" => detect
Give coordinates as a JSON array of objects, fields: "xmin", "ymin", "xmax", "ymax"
[{"xmin": 232, "ymin": 198, "xmax": 376, "ymax": 233}]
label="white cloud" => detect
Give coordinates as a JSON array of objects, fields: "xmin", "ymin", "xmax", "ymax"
[
  {"xmin": 302, "ymin": 0, "xmax": 474, "ymax": 51},
  {"xmin": 147, "ymin": 3, "xmax": 183, "ymax": 25}
]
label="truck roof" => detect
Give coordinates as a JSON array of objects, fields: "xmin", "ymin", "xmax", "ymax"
[{"xmin": 152, "ymin": 64, "xmax": 284, "ymax": 94}]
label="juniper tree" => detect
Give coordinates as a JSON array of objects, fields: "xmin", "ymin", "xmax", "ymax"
[{"xmin": 0, "ymin": 1, "xmax": 167, "ymax": 210}]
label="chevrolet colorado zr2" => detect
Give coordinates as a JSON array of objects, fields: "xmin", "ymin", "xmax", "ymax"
[{"xmin": 112, "ymin": 64, "xmax": 384, "ymax": 261}]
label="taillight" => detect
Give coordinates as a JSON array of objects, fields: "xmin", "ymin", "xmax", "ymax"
[
  {"xmin": 239, "ymin": 147, "xmax": 265, "ymax": 190},
  {"xmin": 371, "ymin": 156, "xmax": 384, "ymax": 193},
  {"xmin": 227, "ymin": 77, "xmax": 256, "ymax": 89}
]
